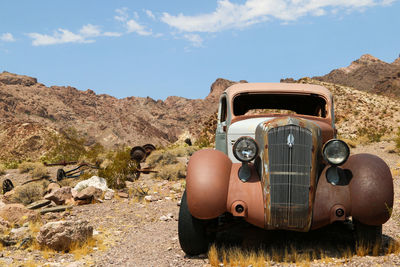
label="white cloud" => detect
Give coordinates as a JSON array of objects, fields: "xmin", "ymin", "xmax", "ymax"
[
  {"xmin": 114, "ymin": 7, "xmax": 154, "ymax": 36},
  {"xmin": 184, "ymin": 34, "xmax": 203, "ymax": 47},
  {"xmin": 0, "ymin": 33, "xmax": 16, "ymax": 42},
  {"xmin": 28, "ymin": 24, "xmax": 122, "ymax": 46},
  {"xmin": 161, "ymin": 0, "xmax": 395, "ymax": 33},
  {"xmin": 126, "ymin": 19, "xmax": 152, "ymax": 35},
  {"xmin": 79, "ymin": 24, "xmax": 101, "ymax": 37},
  {"xmin": 28, "ymin": 29, "xmax": 91, "ymax": 46},
  {"xmin": 145, "ymin": 10, "xmax": 156, "ymax": 20}
]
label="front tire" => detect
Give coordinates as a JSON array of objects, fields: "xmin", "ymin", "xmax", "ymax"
[{"xmin": 178, "ymin": 190, "xmax": 216, "ymax": 255}]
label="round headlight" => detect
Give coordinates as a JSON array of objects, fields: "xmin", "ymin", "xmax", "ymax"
[
  {"xmin": 233, "ymin": 137, "xmax": 259, "ymax": 162},
  {"xmin": 322, "ymin": 139, "xmax": 350, "ymax": 166}
]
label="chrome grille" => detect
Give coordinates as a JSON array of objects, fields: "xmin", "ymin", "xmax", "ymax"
[{"xmin": 268, "ymin": 125, "xmax": 312, "ymax": 229}]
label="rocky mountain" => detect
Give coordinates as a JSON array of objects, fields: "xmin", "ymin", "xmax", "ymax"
[
  {"xmin": 313, "ymin": 54, "xmax": 400, "ymax": 97},
  {"xmin": 0, "ymin": 72, "xmax": 243, "ymax": 161}
]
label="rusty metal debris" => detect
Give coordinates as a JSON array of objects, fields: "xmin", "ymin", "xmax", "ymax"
[
  {"xmin": 130, "ymin": 144, "xmax": 156, "ymax": 162},
  {"xmin": 56, "ymin": 163, "xmax": 99, "ymax": 181},
  {"xmin": 2, "ymin": 178, "xmax": 14, "ymax": 194},
  {"xmin": 44, "ymin": 161, "xmax": 78, "ymax": 167}
]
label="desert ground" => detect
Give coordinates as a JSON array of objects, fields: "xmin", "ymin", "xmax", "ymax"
[{"xmin": 0, "ymin": 140, "xmax": 399, "ymax": 267}]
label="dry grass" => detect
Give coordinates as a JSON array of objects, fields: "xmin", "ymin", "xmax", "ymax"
[
  {"xmin": 154, "ymin": 162, "xmax": 186, "ymax": 180},
  {"xmin": 18, "ymin": 162, "xmax": 48, "ymax": 178},
  {"xmin": 208, "ymin": 240, "xmax": 400, "ymax": 266},
  {"xmin": 11, "ymin": 182, "xmax": 45, "ymax": 205}
]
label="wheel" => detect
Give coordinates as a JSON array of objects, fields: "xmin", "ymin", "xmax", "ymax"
[
  {"xmin": 142, "ymin": 144, "xmax": 156, "ymax": 156},
  {"xmin": 354, "ymin": 219, "xmax": 382, "ymax": 248},
  {"xmin": 178, "ymin": 190, "xmax": 216, "ymax": 255},
  {"xmin": 130, "ymin": 146, "xmax": 146, "ymax": 162},
  {"xmin": 56, "ymin": 169, "xmax": 66, "ymax": 181}
]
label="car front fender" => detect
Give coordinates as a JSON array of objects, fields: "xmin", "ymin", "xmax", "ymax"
[
  {"xmin": 312, "ymin": 153, "xmax": 393, "ymax": 229},
  {"xmin": 186, "ymin": 149, "xmax": 232, "ymax": 219}
]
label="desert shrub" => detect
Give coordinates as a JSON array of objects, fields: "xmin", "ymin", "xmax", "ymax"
[
  {"xmin": 31, "ymin": 163, "xmax": 48, "ymax": 178},
  {"xmin": 153, "ymin": 162, "xmax": 186, "ymax": 180},
  {"xmin": 194, "ymin": 135, "xmax": 213, "ymax": 148},
  {"xmin": 2, "ymin": 160, "xmax": 20, "ymax": 169},
  {"xmin": 146, "ymin": 150, "xmax": 178, "ymax": 166},
  {"xmin": 0, "ymin": 164, "xmax": 6, "ymax": 176},
  {"xmin": 98, "ymin": 147, "xmax": 138, "ymax": 189},
  {"xmin": 169, "ymin": 146, "xmax": 199, "ymax": 157},
  {"xmin": 80, "ymin": 142, "xmax": 105, "ymax": 165},
  {"xmin": 11, "ymin": 183, "xmax": 44, "ymax": 205},
  {"xmin": 396, "ymin": 127, "xmax": 400, "ymax": 151},
  {"xmin": 18, "ymin": 162, "xmax": 36, "ymax": 173},
  {"xmin": 42, "ymin": 127, "xmax": 86, "ymax": 163}
]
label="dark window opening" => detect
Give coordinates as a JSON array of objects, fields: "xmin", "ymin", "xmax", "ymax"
[
  {"xmin": 233, "ymin": 93, "xmax": 327, "ymax": 118},
  {"xmin": 220, "ymin": 96, "xmax": 227, "ymax": 122}
]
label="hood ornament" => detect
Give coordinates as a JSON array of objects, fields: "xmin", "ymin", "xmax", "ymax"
[{"xmin": 287, "ymin": 133, "xmax": 295, "ymax": 148}]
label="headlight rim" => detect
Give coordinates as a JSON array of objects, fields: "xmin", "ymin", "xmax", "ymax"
[
  {"xmin": 322, "ymin": 139, "xmax": 350, "ymax": 166},
  {"xmin": 232, "ymin": 136, "xmax": 259, "ymax": 162}
]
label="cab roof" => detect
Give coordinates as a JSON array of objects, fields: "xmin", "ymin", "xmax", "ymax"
[{"xmin": 224, "ymin": 83, "xmax": 332, "ymax": 101}]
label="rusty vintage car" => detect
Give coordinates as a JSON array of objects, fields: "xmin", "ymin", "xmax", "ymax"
[{"xmin": 178, "ymin": 83, "xmax": 394, "ymax": 255}]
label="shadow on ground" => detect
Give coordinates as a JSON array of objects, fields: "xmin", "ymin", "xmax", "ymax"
[{"xmin": 207, "ymin": 220, "xmax": 398, "ymax": 262}]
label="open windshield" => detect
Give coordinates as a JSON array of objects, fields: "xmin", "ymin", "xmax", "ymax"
[{"xmin": 233, "ymin": 93, "xmax": 327, "ymax": 118}]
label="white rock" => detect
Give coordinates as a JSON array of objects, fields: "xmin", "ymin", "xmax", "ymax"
[
  {"xmin": 164, "ymin": 197, "xmax": 172, "ymax": 201},
  {"xmin": 74, "ymin": 176, "xmax": 114, "ymax": 193},
  {"xmin": 167, "ymin": 213, "xmax": 174, "ymax": 219},
  {"xmin": 160, "ymin": 215, "xmax": 169, "ymax": 221}
]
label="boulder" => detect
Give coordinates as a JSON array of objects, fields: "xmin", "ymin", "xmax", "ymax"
[
  {"xmin": 44, "ymin": 187, "xmax": 73, "ymax": 205},
  {"xmin": 36, "ymin": 220, "xmax": 93, "ymax": 251},
  {"xmin": 46, "ymin": 183, "xmax": 61, "ymax": 194},
  {"xmin": 74, "ymin": 176, "xmax": 112, "ymax": 192},
  {"xmin": 0, "ymin": 203, "xmax": 39, "ymax": 224},
  {"xmin": 117, "ymin": 192, "xmax": 129, "ymax": 199},
  {"xmin": 75, "ymin": 186, "xmax": 103, "ymax": 201}
]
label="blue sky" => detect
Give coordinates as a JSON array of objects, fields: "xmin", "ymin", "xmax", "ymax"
[{"xmin": 0, "ymin": 0, "xmax": 399, "ymax": 100}]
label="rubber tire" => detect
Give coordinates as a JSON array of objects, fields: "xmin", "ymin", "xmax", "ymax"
[
  {"xmin": 178, "ymin": 190, "xmax": 214, "ymax": 256},
  {"xmin": 57, "ymin": 169, "xmax": 66, "ymax": 181},
  {"xmin": 354, "ymin": 220, "xmax": 382, "ymax": 248}
]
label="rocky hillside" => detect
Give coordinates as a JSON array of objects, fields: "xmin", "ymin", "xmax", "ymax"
[
  {"xmin": 294, "ymin": 78, "xmax": 400, "ymax": 141},
  {"xmin": 313, "ymin": 54, "xmax": 400, "ymax": 97},
  {"xmin": 0, "ymin": 72, "xmax": 243, "ymax": 161}
]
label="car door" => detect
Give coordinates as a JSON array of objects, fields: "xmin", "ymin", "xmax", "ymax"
[{"xmin": 215, "ymin": 95, "xmax": 228, "ymax": 154}]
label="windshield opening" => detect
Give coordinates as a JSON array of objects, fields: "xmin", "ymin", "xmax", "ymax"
[{"xmin": 233, "ymin": 93, "xmax": 327, "ymax": 118}]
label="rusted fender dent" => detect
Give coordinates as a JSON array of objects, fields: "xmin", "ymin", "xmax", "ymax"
[
  {"xmin": 186, "ymin": 149, "xmax": 232, "ymax": 219},
  {"xmin": 312, "ymin": 153, "xmax": 393, "ymax": 229}
]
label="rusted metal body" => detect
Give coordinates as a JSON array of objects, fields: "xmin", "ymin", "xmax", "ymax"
[
  {"xmin": 44, "ymin": 161, "xmax": 78, "ymax": 167},
  {"xmin": 185, "ymin": 82, "xmax": 393, "ymax": 232}
]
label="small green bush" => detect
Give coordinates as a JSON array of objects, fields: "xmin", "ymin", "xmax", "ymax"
[
  {"xmin": 0, "ymin": 164, "xmax": 6, "ymax": 176},
  {"xmin": 11, "ymin": 183, "xmax": 44, "ymax": 205},
  {"xmin": 98, "ymin": 147, "xmax": 138, "ymax": 189},
  {"xmin": 42, "ymin": 127, "xmax": 86, "ymax": 163}
]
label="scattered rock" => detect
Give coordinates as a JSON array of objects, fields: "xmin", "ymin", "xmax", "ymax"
[
  {"xmin": 117, "ymin": 192, "xmax": 129, "ymax": 198},
  {"xmin": 26, "ymin": 199, "xmax": 51, "ymax": 210},
  {"xmin": 75, "ymin": 186, "xmax": 103, "ymax": 201},
  {"xmin": 40, "ymin": 205, "xmax": 72, "ymax": 215},
  {"xmin": 36, "ymin": 220, "xmax": 93, "ymax": 251},
  {"xmin": 144, "ymin": 195, "xmax": 158, "ymax": 202},
  {"xmin": 171, "ymin": 183, "xmax": 182, "ymax": 192},
  {"xmin": 10, "ymin": 226, "xmax": 29, "ymax": 241},
  {"xmin": 0, "ymin": 217, "xmax": 10, "ymax": 233},
  {"xmin": 74, "ymin": 176, "xmax": 112, "ymax": 192},
  {"xmin": 104, "ymin": 191, "xmax": 114, "ymax": 200},
  {"xmin": 159, "ymin": 215, "xmax": 169, "ymax": 221},
  {"xmin": 44, "ymin": 187, "xmax": 73, "ymax": 205},
  {"xmin": 0, "ymin": 203, "xmax": 39, "ymax": 224},
  {"xmin": 2, "ymin": 189, "xmax": 16, "ymax": 203}
]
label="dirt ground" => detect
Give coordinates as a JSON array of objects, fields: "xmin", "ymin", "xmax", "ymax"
[{"xmin": 1, "ymin": 141, "xmax": 400, "ymax": 266}]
